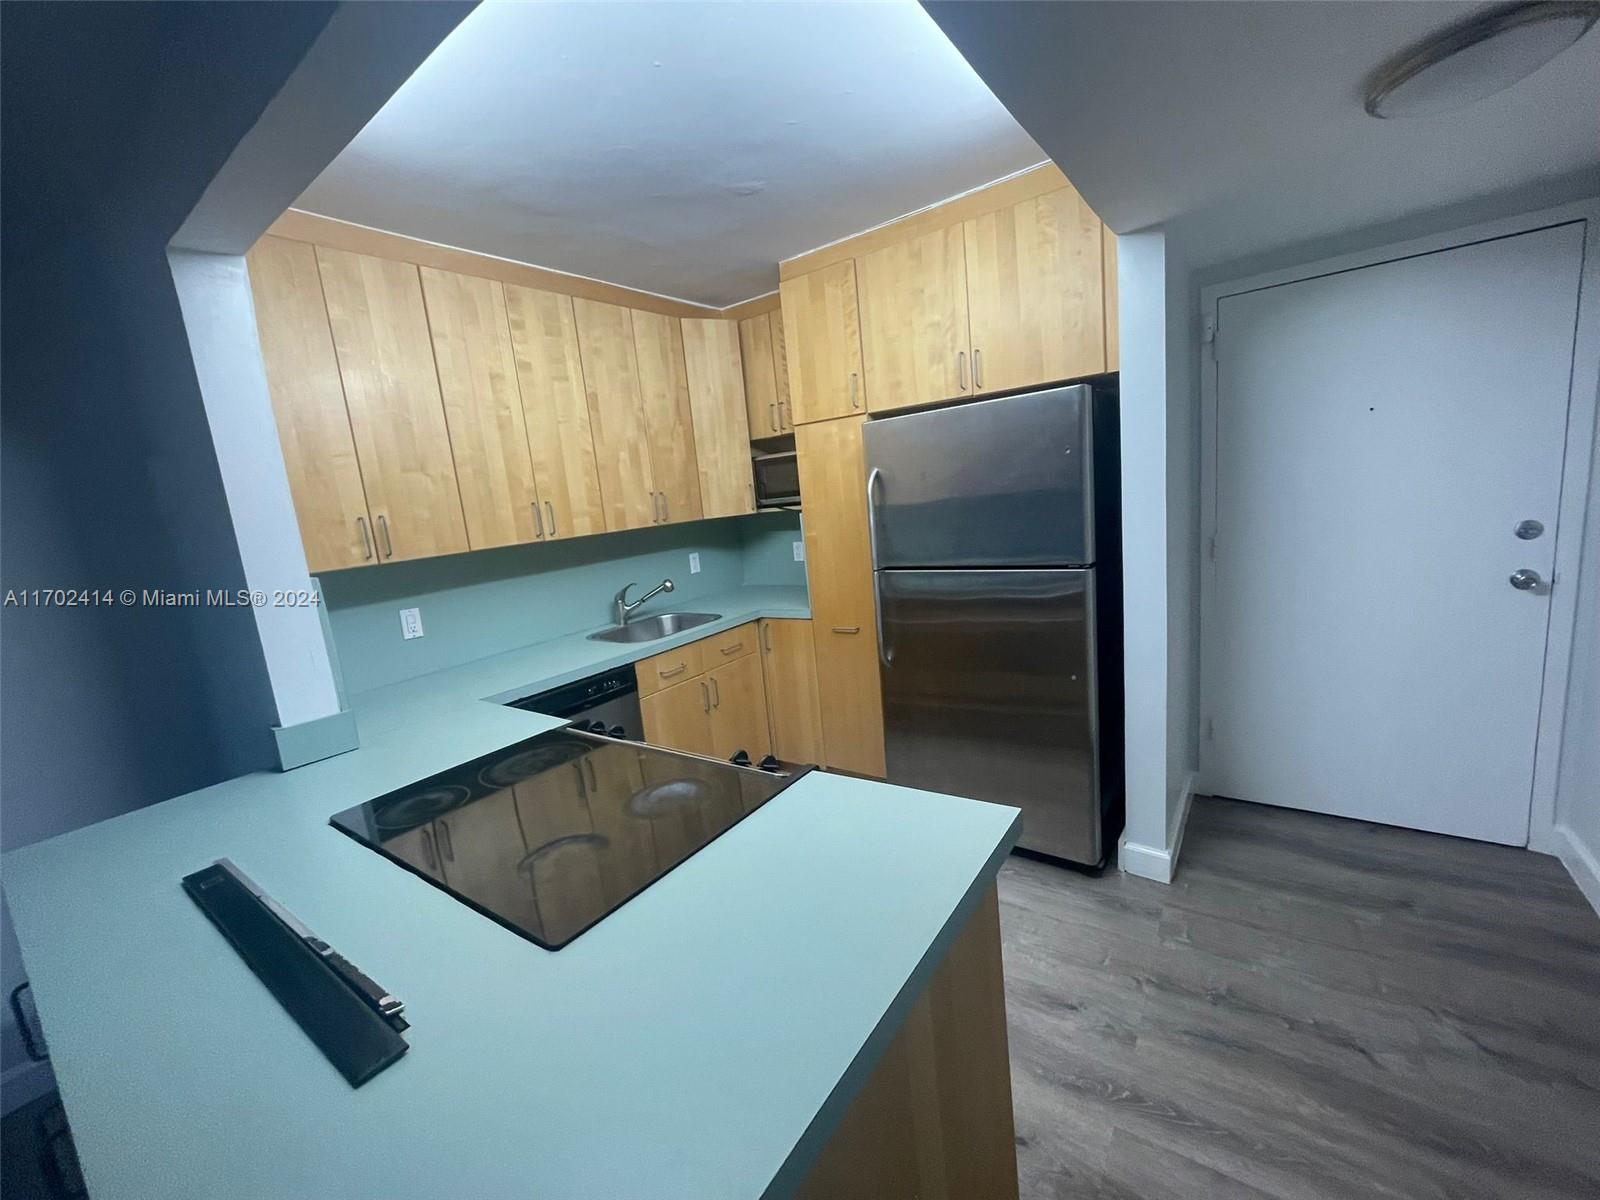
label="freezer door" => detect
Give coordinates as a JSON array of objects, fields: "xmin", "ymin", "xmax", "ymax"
[
  {"xmin": 863, "ymin": 384, "xmax": 1094, "ymax": 569},
  {"xmin": 878, "ymin": 568, "xmax": 1102, "ymax": 864}
]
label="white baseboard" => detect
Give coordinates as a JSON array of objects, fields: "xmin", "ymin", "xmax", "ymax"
[
  {"xmin": 1119, "ymin": 771, "xmax": 1197, "ymax": 885},
  {"xmin": 1549, "ymin": 823, "xmax": 1600, "ymax": 918},
  {"xmin": 1, "ymin": 1056, "xmax": 56, "ymax": 1115}
]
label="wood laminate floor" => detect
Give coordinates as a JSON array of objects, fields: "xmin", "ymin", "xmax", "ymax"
[{"xmin": 999, "ymin": 797, "xmax": 1600, "ymax": 1200}]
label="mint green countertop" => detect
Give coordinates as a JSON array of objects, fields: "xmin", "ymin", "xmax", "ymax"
[{"xmin": 3, "ymin": 584, "xmax": 1021, "ymax": 1199}]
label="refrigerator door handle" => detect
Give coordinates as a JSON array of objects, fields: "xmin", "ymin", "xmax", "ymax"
[{"xmin": 866, "ymin": 468, "xmax": 892, "ymax": 665}]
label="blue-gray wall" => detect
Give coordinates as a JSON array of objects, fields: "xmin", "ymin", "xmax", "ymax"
[
  {"xmin": 0, "ymin": 0, "xmax": 341, "ymax": 1110},
  {"xmin": 320, "ymin": 511, "xmax": 805, "ymax": 694}
]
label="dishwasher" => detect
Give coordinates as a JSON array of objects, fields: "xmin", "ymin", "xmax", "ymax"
[{"xmin": 506, "ymin": 665, "xmax": 643, "ymax": 741}]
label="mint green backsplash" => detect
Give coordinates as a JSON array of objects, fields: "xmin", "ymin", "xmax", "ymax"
[{"xmin": 320, "ymin": 511, "xmax": 808, "ymax": 693}]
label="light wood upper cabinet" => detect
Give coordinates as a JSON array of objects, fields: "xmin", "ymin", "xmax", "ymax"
[
  {"xmin": 640, "ymin": 675, "xmax": 714, "ymax": 758},
  {"xmin": 631, "ymin": 309, "xmax": 704, "ymax": 526},
  {"xmin": 572, "ymin": 298, "xmax": 658, "ymax": 531},
  {"xmin": 1102, "ymin": 224, "xmax": 1119, "ymax": 372},
  {"xmin": 795, "ymin": 415, "xmax": 885, "ymax": 777},
  {"xmin": 858, "ymin": 224, "xmax": 972, "ymax": 414},
  {"xmin": 963, "ymin": 186, "xmax": 1105, "ymax": 394},
  {"xmin": 707, "ymin": 651, "xmax": 772, "ymax": 761},
  {"xmin": 682, "ymin": 318, "xmax": 755, "ymax": 519},
  {"xmin": 738, "ymin": 313, "xmax": 783, "ymax": 438},
  {"xmin": 246, "ymin": 236, "xmax": 375, "ymax": 573},
  {"xmin": 316, "ymin": 246, "xmax": 469, "ymax": 563},
  {"xmin": 770, "ymin": 309, "xmax": 793, "ymax": 432},
  {"xmin": 780, "ymin": 260, "xmax": 866, "ymax": 424},
  {"xmin": 503, "ymin": 284, "xmax": 607, "ymax": 540},
  {"xmin": 760, "ymin": 619, "xmax": 825, "ymax": 764},
  {"xmin": 419, "ymin": 268, "xmax": 541, "ymax": 551}
]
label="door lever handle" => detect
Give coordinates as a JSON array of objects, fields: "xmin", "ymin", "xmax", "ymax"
[{"xmin": 1509, "ymin": 568, "xmax": 1546, "ymax": 592}]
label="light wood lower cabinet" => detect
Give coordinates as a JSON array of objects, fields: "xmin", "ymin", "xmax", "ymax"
[
  {"xmin": 760, "ymin": 619, "xmax": 825, "ymax": 764},
  {"xmin": 795, "ymin": 885, "xmax": 1018, "ymax": 1200},
  {"xmin": 246, "ymin": 236, "xmax": 376, "ymax": 573},
  {"xmin": 640, "ymin": 674, "xmax": 714, "ymax": 757},
  {"xmin": 682, "ymin": 318, "xmax": 756, "ymax": 518},
  {"xmin": 316, "ymin": 246, "xmax": 470, "ymax": 562},
  {"xmin": 419, "ymin": 267, "xmax": 541, "ymax": 551},
  {"xmin": 706, "ymin": 650, "xmax": 771, "ymax": 761},
  {"xmin": 795, "ymin": 416, "xmax": 885, "ymax": 777}
]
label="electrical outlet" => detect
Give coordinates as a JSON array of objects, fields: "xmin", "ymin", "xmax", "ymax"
[
  {"xmin": 400, "ymin": 607, "xmax": 424, "ymax": 640},
  {"xmin": 689, "ymin": 552, "xmax": 701, "ymax": 575},
  {"xmin": 792, "ymin": 540, "xmax": 805, "ymax": 562}
]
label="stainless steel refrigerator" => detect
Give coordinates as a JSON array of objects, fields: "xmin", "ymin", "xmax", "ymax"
[{"xmin": 863, "ymin": 382, "xmax": 1122, "ymax": 865}]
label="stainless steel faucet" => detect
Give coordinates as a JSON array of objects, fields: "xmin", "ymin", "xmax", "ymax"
[{"xmin": 614, "ymin": 578, "xmax": 674, "ymax": 626}]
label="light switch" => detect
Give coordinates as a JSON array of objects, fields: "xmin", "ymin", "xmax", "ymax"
[
  {"xmin": 689, "ymin": 552, "xmax": 701, "ymax": 575},
  {"xmin": 400, "ymin": 607, "xmax": 424, "ymax": 640},
  {"xmin": 792, "ymin": 540, "xmax": 805, "ymax": 562}
]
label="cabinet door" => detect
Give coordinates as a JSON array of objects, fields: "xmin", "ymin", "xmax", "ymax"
[
  {"xmin": 682, "ymin": 318, "xmax": 755, "ymax": 519},
  {"xmin": 707, "ymin": 651, "xmax": 772, "ymax": 762},
  {"xmin": 779, "ymin": 260, "xmax": 865, "ymax": 424},
  {"xmin": 246, "ymin": 237, "xmax": 375, "ymax": 573},
  {"xmin": 419, "ymin": 268, "xmax": 542, "ymax": 551},
  {"xmin": 795, "ymin": 415, "xmax": 886, "ymax": 777},
  {"xmin": 963, "ymin": 187, "xmax": 1105, "ymax": 394},
  {"xmin": 572, "ymin": 298, "xmax": 658, "ymax": 531},
  {"xmin": 631, "ymin": 309, "xmax": 704, "ymax": 525},
  {"xmin": 760, "ymin": 619, "xmax": 825, "ymax": 764},
  {"xmin": 640, "ymin": 674, "xmax": 715, "ymax": 756},
  {"xmin": 316, "ymin": 247, "xmax": 469, "ymax": 562},
  {"xmin": 503, "ymin": 284, "xmax": 607, "ymax": 539},
  {"xmin": 858, "ymin": 225, "xmax": 971, "ymax": 414},
  {"xmin": 738, "ymin": 313, "xmax": 783, "ymax": 439},
  {"xmin": 771, "ymin": 309, "xmax": 794, "ymax": 432}
]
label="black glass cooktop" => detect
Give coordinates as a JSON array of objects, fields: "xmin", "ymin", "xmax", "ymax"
[{"xmin": 330, "ymin": 730, "xmax": 808, "ymax": 950}]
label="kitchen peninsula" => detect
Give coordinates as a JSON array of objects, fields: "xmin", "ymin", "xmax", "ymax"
[{"xmin": 3, "ymin": 586, "xmax": 1021, "ymax": 1200}]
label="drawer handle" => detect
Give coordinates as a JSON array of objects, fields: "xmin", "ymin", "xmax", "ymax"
[
  {"xmin": 832, "ymin": 625, "xmax": 861, "ymax": 635},
  {"xmin": 659, "ymin": 663, "xmax": 688, "ymax": 679},
  {"xmin": 720, "ymin": 643, "xmax": 744, "ymax": 656}
]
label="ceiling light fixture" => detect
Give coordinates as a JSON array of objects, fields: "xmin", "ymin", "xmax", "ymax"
[{"xmin": 1364, "ymin": 0, "xmax": 1599, "ymax": 118}]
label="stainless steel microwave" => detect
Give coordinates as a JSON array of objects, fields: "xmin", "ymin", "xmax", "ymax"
[{"xmin": 752, "ymin": 450, "xmax": 800, "ymax": 508}]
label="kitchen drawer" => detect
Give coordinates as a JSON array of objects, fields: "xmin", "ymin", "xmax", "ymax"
[
  {"xmin": 634, "ymin": 641, "xmax": 705, "ymax": 697},
  {"xmin": 702, "ymin": 622, "xmax": 757, "ymax": 665}
]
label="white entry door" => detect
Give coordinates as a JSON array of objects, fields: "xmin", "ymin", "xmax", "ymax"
[{"xmin": 1202, "ymin": 223, "xmax": 1584, "ymax": 845}]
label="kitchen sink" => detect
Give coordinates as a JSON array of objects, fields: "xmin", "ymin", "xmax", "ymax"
[{"xmin": 586, "ymin": 612, "xmax": 721, "ymax": 644}]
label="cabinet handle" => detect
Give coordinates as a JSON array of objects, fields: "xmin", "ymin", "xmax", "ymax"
[
  {"xmin": 357, "ymin": 516, "xmax": 374, "ymax": 561},
  {"xmin": 546, "ymin": 501, "xmax": 557, "ymax": 537},
  {"xmin": 532, "ymin": 501, "xmax": 545, "ymax": 540},
  {"xmin": 769, "ymin": 402, "xmax": 779, "ymax": 433},
  {"xmin": 720, "ymin": 642, "xmax": 744, "ymax": 656},
  {"xmin": 701, "ymin": 681, "xmax": 711, "ymax": 713},
  {"xmin": 762, "ymin": 624, "xmax": 773, "ymax": 653},
  {"xmin": 973, "ymin": 347, "xmax": 983, "ymax": 389},
  {"xmin": 779, "ymin": 399, "xmax": 791, "ymax": 431},
  {"xmin": 748, "ymin": 482, "xmax": 755, "ymax": 510},
  {"xmin": 572, "ymin": 762, "xmax": 587, "ymax": 798},
  {"xmin": 832, "ymin": 625, "xmax": 861, "ymax": 634},
  {"xmin": 436, "ymin": 819, "xmax": 455, "ymax": 862},
  {"xmin": 661, "ymin": 492, "xmax": 669, "ymax": 522},
  {"xmin": 659, "ymin": 663, "xmax": 688, "ymax": 679},
  {"xmin": 586, "ymin": 759, "xmax": 598, "ymax": 791},
  {"xmin": 709, "ymin": 677, "xmax": 720, "ymax": 708},
  {"xmin": 958, "ymin": 350, "xmax": 968, "ymax": 391},
  {"xmin": 850, "ymin": 372, "xmax": 860, "ymax": 409},
  {"xmin": 377, "ymin": 514, "xmax": 394, "ymax": 559}
]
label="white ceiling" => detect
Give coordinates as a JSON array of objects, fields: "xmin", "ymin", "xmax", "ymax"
[
  {"xmin": 295, "ymin": 0, "xmax": 1045, "ymax": 308},
  {"xmin": 928, "ymin": 1, "xmax": 1600, "ymax": 269}
]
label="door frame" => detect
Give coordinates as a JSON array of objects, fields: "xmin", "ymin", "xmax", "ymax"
[{"xmin": 1198, "ymin": 200, "xmax": 1600, "ymax": 850}]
